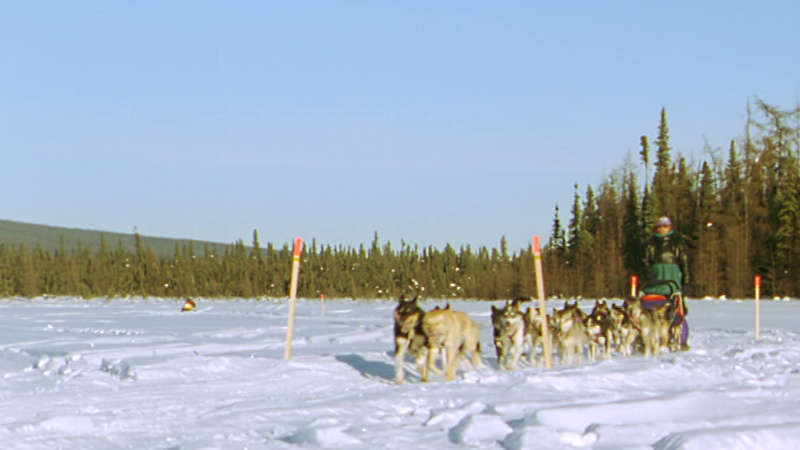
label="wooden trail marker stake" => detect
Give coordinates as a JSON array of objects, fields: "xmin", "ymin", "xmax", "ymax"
[
  {"xmin": 533, "ymin": 236, "xmax": 553, "ymax": 369},
  {"xmin": 631, "ymin": 275, "xmax": 638, "ymax": 299},
  {"xmin": 284, "ymin": 237, "xmax": 303, "ymax": 359},
  {"xmin": 755, "ymin": 275, "xmax": 761, "ymax": 341}
]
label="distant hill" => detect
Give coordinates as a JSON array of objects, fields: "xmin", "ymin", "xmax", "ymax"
[{"xmin": 0, "ymin": 219, "xmax": 233, "ymax": 256}]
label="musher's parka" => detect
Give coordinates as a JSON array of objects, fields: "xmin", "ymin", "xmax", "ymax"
[{"xmin": 642, "ymin": 230, "xmax": 690, "ymax": 295}]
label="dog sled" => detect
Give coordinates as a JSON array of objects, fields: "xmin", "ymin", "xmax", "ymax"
[{"xmin": 639, "ymin": 279, "xmax": 689, "ymax": 350}]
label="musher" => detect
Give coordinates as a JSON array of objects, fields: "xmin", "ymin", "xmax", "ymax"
[
  {"xmin": 643, "ymin": 216, "xmax": 690, "ymax": 296},
  {"xmin": 642, "ymin": 216, "xmax": 690, "ymax": 349}
]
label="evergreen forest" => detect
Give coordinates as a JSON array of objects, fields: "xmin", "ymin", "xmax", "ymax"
[{"xmin": 2, "ymin": 100, "xmax": 798, "ymax": 300}]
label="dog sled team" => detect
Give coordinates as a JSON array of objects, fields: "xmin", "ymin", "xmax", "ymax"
[
  {"xmin": 393, "ymin": 291, "xmax": 688, "ymax": 384},
  {"xmin": 394, "ymin": 215, "xmax": 691, "ymax": 383}
]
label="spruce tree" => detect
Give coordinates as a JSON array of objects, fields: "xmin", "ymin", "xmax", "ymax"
[
  {"xmin": 580, "ymin": 185, "xmax": 598, "ymax": 296},
  {"xmin": 720, "ymin": 140, "xmax": 748, "ymax": 298},
  {"xmin": 651, "ymin": 108, "xmax": 675, "ymax": 221},
  {"xmin": 566, "ymin": 184, "xmax": 588, "ymax": 295},
  {"xmin": 640, "ymin": 136, "xmax": 658, "ymax": 232},
  {"xmin": 696, "ymin": 161, "xmax": 722, "ymax": 296},
  {"xmin": 595, "ymin": 176, "xmax": 626, "ymax": 296},
  {"xmin": 622, "ymin": 166, "xmax": 643, "ymax": 278}
]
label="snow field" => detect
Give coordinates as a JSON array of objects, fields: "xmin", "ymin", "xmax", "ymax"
[{"xmin": 0, "ymin": 297, "xmax": 799, "ymax": 449}]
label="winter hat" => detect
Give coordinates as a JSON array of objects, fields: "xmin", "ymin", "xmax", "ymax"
[{"xmin": 655, "ymin": 216, "xmax": 672, "ymax": 227}]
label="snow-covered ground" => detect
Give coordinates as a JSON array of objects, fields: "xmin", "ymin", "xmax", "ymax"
[{"xmin": 1, "ymin": 296, "xmax": 799, "ymax": 450}]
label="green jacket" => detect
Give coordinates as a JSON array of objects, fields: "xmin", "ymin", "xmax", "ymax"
[{"xmin": 642, "ymin": 230, "xmax": 689, "ymax": 294}]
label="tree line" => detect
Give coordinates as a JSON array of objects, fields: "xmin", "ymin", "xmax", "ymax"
[
  {"xmin": 0, "ymin": 230, "xmax": 536, "ymax": 300},
  {"xmin": 0, "ymin": 100, "xmax": 797, "ymax": 300}
]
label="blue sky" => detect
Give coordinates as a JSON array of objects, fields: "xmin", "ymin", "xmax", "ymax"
[{"xmin": 2, "ymin": 2, "xmax": 799, "ymax": 252}]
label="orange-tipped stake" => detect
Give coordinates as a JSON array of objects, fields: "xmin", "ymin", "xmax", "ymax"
[
  {"xmin": 533, "ymin": 236, "xmax": 553, "ymax": 369},
  {"xmin": 755, "ymin": 275, "xmax": 762, "ymax": 340},
  {"xmin": 181, "ymin": 298, "xmax": 196, "ymax": 312},
  {"xmin": 285, "ymin": 237, "xmax": 303, "ymax": 359},
  {"xmin": 631, "ymin": 275, "xmax": 638, "ymax": 299}
]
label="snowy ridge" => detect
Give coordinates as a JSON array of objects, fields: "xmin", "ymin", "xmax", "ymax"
[{"xmin": 1, "ymin": 297, "xmax": 799, "ymax": 449}]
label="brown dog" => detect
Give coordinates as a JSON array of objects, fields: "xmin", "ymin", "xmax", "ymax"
[
  {"xmin": 491, "ymin": 298, "xmax": 528, "ymax": 370},
  {"xmin": 552, "ymin": 301, "xmax": 590, "ymax": 365},
  {"xmin": 393, "ymin": 295, "xmax": 442, "ymax": 384},
  {"xmin": 585, "ymin": 299, "xmax": 616, "ymax": 361},
  {"xmin": 421, "ymin": 305, "xmax": 482, "ymax": 381},
  {"xmin": 523, "ymin": 305, "xmax": 554, "ymax": 367},
  {"xmin": 622, "ymin": 297, "xmax": 674, "ymax": 357}
]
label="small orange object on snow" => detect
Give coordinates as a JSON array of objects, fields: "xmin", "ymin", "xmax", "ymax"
[{"xmin": 181, "ymin": 298, "xmax": 196, "ymax": 312}]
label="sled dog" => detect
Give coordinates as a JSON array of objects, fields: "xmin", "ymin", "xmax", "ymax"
[
  {"xmin": 422, "ymin": 305, "xmax": 482, "ymax": 381},
  {"xmin": 669, "ymin": 313, "xmax": 686, "ymax": 353},
  {"xmin": 618, "ymin": 297, "xmax": 642, "ymax": 357},
  {"xmin": 523, "ymin": 305, "xmax": 553, "ymax": 367},
  {"xmin": 491, "ymin": 298, "xmax": 528, "ymax": 370},
  {"xmin": 552, "ymin": 301, "xmax": 590, "ymax": 365},
  {"xmin": 622, "ymin": 297, "xmax": 674, "ymax": 357},
  {"xmin": 393, "ymin": 295, "xmax": 441, "ymax": 384},
  {"xmin": 609, "ymin": 302, "xmax": 628, "ymax": 351},
  {"xmin": 651, "ymin": 302, "xmax": 677, "ymax": 355},
  {"xmin": 585, "ymin": 299, "xmax": 615, "ymax": 360}
]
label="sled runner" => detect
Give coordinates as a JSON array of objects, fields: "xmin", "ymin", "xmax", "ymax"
[{"xmin": 640, "ymin": 279, "xmax": 689, "ymax": 350}]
